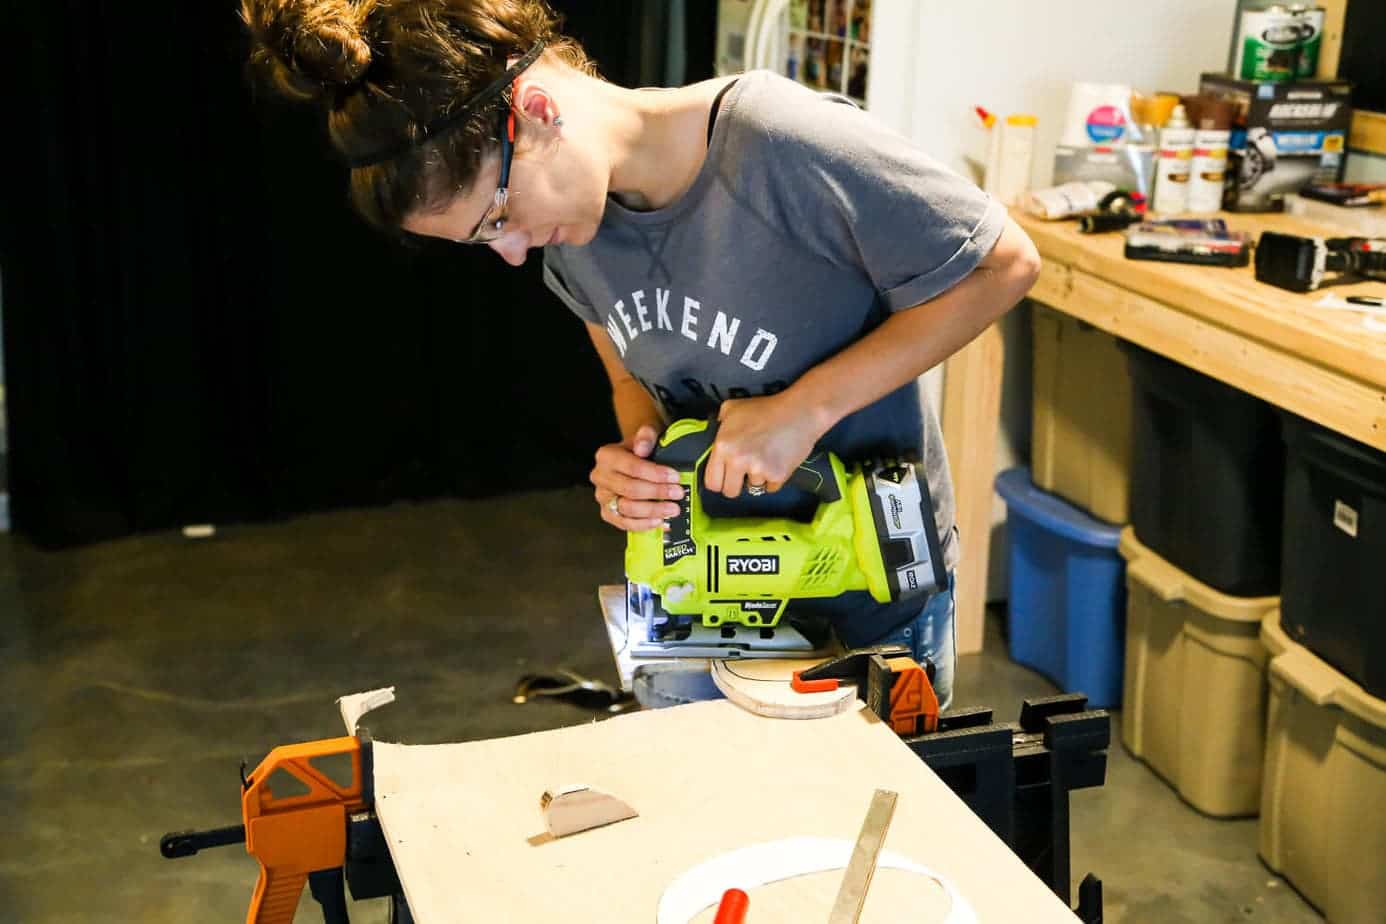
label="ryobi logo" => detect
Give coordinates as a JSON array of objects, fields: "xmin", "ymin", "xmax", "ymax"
[{"xmin": 726, "ymin": 555, "xmax": 780, "ymax": 575}]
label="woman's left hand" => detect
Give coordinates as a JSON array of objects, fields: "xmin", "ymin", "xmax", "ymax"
[{"xmin": 703, "ymin": 394, "xmax": 832, "ymax": 498}]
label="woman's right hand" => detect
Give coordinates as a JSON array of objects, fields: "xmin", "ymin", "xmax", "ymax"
[{"xmin": 590, "ymin": 423, "xmax": 686, "ymax": 532}]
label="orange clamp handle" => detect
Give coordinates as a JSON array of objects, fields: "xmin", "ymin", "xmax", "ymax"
[
  {"xmin": 884, "ymin": 657, "xmax": 939, "ymax": 736},
  {"xmin": 241, "ymin": 736, "xmax": 367, "ymax": 924},
  {"xmin": 791, "ymin": 671, "xmax": 839, "ymax": 694}
]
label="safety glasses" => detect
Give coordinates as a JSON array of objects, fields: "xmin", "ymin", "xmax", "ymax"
[{"xmin": 462, "ymin": 110, "xmax": 516, "ymax": 244}]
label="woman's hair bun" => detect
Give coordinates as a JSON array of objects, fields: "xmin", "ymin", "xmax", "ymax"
[{"xmin": 243, "ymin": 0, "xmax": 376, "ymax": 100}]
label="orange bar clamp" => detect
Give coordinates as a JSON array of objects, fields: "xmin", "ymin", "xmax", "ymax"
[{"xmin": 240, "ymin": 736, "xmax": 368, "ymax": 924}]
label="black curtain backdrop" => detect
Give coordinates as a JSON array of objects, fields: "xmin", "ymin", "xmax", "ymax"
[{"xmin": 0, "ymin": 1, "xmax": 712, "ymax": 547}]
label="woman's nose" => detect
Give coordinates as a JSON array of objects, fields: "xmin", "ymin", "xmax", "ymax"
[{"xmin": 488, "ymin": 233, "xmax": 528, "ymax": 267}]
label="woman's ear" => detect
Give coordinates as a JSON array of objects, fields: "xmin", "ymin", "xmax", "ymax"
[{"xmin": 513, "ymin": 80, "xmax": 561, "ymax": 129}]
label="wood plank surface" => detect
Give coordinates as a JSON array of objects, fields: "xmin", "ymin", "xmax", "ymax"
[
  {"xmin": 372, "ymin": 700, "xmax": 1078, "ymax": 923},
  {"xmin": 1016, "ymin": 211, "xmax": 1386, "ymax": 450}
]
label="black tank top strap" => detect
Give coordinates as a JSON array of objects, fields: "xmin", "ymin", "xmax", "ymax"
[{"xmin": 707, "ymin": 78, "xmax": 740, "ymax": 147}]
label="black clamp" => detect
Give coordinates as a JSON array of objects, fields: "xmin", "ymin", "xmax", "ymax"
[{"xmin": 905, "ymin": 693, "xmax": 1110, "ymax": 915}]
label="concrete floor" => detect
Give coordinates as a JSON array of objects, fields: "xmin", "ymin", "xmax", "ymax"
[{"xmin": 0, "ymin": 487, "xmax": 1323, "ymax": 922}]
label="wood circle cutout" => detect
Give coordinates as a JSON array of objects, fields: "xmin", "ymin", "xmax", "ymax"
[
  {"xmin": 657, "ymin": 837, "xmax": 977, "ymax": 924},
  {"xmin": 710, "ymin": 658, "xmax": 859, "ymax": 719}
]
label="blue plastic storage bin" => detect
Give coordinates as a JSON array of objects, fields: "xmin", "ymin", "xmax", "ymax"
[{"xmin": 996, "ymin": 468, "xmax": 1126, "ymax": 707}]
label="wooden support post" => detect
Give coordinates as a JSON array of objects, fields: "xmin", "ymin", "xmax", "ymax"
[
  {"xmin": 1315, "ymin": 0, "xmax": 1349, "ymax": 79},
  {"xmin": 942, "ymin": 323, "xmax": 1006, "ymax": 657}
]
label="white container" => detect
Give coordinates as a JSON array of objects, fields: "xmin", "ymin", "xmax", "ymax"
[
  {"xmin": 1060, "ymin": 82, "xmax": 1136, "ymax": 148},
  {"xmin": 1152, "ymin": 105, "xmax": 1195, "ymax": 215},
  {"xmin": 990, "ymin": 115, "xmax": 1037, "ymax": 207}
]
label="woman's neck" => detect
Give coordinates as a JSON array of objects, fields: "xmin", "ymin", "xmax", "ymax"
[{"xmin": 589, "ymin": 76, "xmax": 720, "ymax": 211}]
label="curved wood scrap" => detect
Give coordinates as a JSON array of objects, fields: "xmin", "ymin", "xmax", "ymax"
[
  {"xmin": 540, "ymin": 785, "xmax": 638, "ymax": 838},
  {"xmin": 711, "ymin": 658, "xmax": 859, "ymax": 720}
]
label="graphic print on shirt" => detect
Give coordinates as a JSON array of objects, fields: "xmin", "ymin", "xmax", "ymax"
[
  {"xmin": 602, "ymin": 284, "xmax": 788, "ymax": 419},
  {"xmin": 602, "ymin": 285, "xmax": 780, "ymax": 371}
]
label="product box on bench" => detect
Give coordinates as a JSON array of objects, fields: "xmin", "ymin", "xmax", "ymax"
[{"xmin": 1198, "ymin": 73, "xmax": 1352, "ymax": 212}]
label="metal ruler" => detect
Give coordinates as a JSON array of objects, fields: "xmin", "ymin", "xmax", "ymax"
[{"xmin": 828, "ymin": 788, "xmax": 898, "ymax": 923}]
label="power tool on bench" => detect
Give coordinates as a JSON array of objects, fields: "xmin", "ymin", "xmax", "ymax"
[
  {"xmin": 623, "ymin": 419, "xmax": 948, "ymax": 659},
  {"xmin": 1255, "ymin": 230, "xmax": 1386, "ymax": 292}
]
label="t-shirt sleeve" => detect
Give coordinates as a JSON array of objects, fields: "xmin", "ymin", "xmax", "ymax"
[
  {"xmin": 731, "ymin": 79, "xmax": 1008, "ymax": 311},
  {"xmin": 542, "ymin": 245, "xmax": 601, "ymax": 325}
]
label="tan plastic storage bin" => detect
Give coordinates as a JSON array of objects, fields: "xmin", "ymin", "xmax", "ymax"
[
  {"xmin": 1120, "ymin": 528, "xmax": 1278, "ymax": 817},
  {"xmin": 1260, "ymin": 613, "xmax": 1386, "ymax": 924},
  {"xmin": 1031, "ymin": 306, "xmax": 1132, "ymax": 524}
]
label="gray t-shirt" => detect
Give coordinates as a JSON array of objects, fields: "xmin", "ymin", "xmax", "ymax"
[{"xmin": 544, "ymin": 70, "xmax": 1007, "ymax": 641}]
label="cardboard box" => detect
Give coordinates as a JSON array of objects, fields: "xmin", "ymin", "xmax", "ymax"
[{"xmin": 1198, "ymin": 74, "xmax": 1352, "ymax": 212}]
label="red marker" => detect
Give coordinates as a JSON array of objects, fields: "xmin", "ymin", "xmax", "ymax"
[{"xmin": 713, "ymin": 888, "xmax": 750, "ymax": 924}]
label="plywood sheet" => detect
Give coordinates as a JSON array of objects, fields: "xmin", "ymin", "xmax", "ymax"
[{"xmin": 372, "ymin": 700, "xmax": 1077, "ymax": 923}]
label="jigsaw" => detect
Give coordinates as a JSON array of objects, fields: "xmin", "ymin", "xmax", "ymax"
[{"xmin": 624, "ymin": 419, "xmax": 947, "ymax": 659}]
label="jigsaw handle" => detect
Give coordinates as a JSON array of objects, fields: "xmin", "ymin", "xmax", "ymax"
[
  {"xmin": 788, "ymin": 451, "xmax": 842, "ymax": 502},
  {"xmin": 654, "ymin": 419, "xmax": 844, "ymax": 503}
]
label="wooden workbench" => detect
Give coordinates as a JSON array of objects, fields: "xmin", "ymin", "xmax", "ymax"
[
  {"xmin": 944, "ymin": 208, "xmax": 1386, "ymax": 654},
  {"xmin": 1016, "ymin": 210, "xmax": 1386, "ymax": 451},
  {"xmin": 372, "ymin": 700, "xmax": 1080, "ymax": 922}
]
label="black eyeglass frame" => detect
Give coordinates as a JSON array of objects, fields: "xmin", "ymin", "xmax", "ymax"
[{"xmin": 461, "ymin": 109, "xmax": 516, "ymax": 244}]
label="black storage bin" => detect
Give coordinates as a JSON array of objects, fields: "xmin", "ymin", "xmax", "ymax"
[
  {"xmin": 1279, "ymin": 415, "xmax": 1386, "ymax": 698},
  {"xmin": 1123, "ymin": 344, "xmax": 1283, "ymax": 596}
]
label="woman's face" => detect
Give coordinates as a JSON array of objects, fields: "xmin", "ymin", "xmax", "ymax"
[{"xmin": 402, "ymin": 118, "xmax": 607, "ymax": 266}]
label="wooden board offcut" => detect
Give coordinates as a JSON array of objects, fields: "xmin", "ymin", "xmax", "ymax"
[
  {"xmin": 1350, "ymin": 110, "xmax": 1386, "ymax": 157},
  {"xmin": 941, "ymin": 323, "xmax": 1005, "ymax": 657},
  {"xmin": 371, "ymin": 700, "xmax": 1079, "ymax": 923},
  {"xmin": 709, "ymin": 658, "xmax": 859, "ymax": 719}
]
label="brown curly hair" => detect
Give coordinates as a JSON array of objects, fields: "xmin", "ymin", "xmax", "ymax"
[{"xmin": 241, "ymin": 0, "xmax": 595, "ymax": 229}]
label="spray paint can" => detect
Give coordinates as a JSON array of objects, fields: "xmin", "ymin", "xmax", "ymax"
[
  {"xmin": 1152, "ymin": 104, "xmax": 1195, "ymax": 215},
  {"xmin": 1186, "ymin": 97, "xmax": 1234, "ymax": 214},
  {"xmin": 1231, "ymin": 5, "xmax": 1326, "ymax": 82}
]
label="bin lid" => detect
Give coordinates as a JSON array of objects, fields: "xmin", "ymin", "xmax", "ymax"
[
  {"xmin": 1119, "ymin": 528, "xmax": 1279, "ymax": 621},
  {"xmin": 1281, "ymin": 412, "xmax": 1386, "ymax": 485},
  {"xmin": 1262, "ymin": 611, "xmax": 1386, "ymax": 728},
  {"xmin": 995, "ymin": 468, "xmax": 1123, "ymax": 550}
]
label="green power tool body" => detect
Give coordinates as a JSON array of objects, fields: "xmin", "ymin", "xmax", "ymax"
[{"xmin": 625, "ymin": 419, "xmax": 948, "ymax": 659}]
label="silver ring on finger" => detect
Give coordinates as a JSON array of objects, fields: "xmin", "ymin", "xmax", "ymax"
[
  {"xmin": 607, "ymin": 495, "xmax": 622, "ymax": 516},
  {"xmin": 747, "ymin": 482, "xmax": 768, "ymax": 497}
]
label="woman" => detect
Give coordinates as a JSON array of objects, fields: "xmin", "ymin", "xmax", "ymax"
[{"xmin": 242, "ymin": 0, "xmax": 1041, "ymax": 707}]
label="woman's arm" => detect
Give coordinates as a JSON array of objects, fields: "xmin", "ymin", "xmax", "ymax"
[
  {"xmin": 704, "ymin": 217, "xmax": 1041, "ymax": 496},
  {"xmin": 585, "ymin": 322, "xmax": 683, "ymax": 531},
  {"xmin": 586, "ymin": 322, "xmax": 665, "ymax": 440}
]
